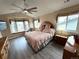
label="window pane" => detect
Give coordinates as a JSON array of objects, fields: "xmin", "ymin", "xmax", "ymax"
[
  {"xmin": 34, "ymin": 20, "xmax": 39, "ymax": 28},
  {"xmin": 68, "ymin": 14, "xmax": 78, "ymax": 21},
  {"xmin": 16, "ymin": 21, "xmax": 24, "ymax": 32},
  {"xmin": 67, "ymin": 14, "xmax": 78, "ymax": 31},
  {"xmin": 10, "ymin": 21, "xmax": 17, "ymax": 33},
  {"xmin": 24, "ymin": 21, "xmax": 29, "ymax": 31},
  {"xmin": 0, "ymin": 22, "xmax": 7, "ymax": 31},
  {"xmin": 57, "ymin": 16, "xmax": 67, "ymax": 24},
  {"xmin": 57, "ymin": 16, "xmax": 67, "ymax": 31}
]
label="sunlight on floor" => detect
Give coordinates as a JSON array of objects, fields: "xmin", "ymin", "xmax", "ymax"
[{"xmin": 10, "ymin": 37, "xmax": 28, "ymax": 51}]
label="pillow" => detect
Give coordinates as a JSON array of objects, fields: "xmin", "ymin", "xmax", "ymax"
[
  {"xmin": 44, "ymin": 24, "xmax": 51, "ymax": 29},
  {"xmin": 50, "ymin": 29, "xmax": 55, "ymax": 36},
  {"xmin": 42, "ymin": 28, "xmax": 50, "ymax": 33},
  {"xmin": 42, "ymin": 28, "xmax": 55, "ymax": 36},
  {"xmin": 39, "ymin": 24, "xmax": 46, "ymax": 31},
  {"xmin": 39, "ymin": 21, "xmax": 54, "ymax": 32}
]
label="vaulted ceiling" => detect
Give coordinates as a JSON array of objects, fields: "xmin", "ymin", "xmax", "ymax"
[{"xmin": 0, "ymin": 0, "xmax": 79, "ymax": 17}]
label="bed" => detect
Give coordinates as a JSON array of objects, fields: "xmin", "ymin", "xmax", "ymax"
[{"xmin": 25, "ymin": 21, "xmax": 55, "ymax": 52}]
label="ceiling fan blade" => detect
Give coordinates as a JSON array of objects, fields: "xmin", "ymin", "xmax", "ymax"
[
  {"xmin": 27, "ymin": 7, "xmax": 37, "ymax": 11},
  {"xmin": 31, "ymin": 10, "xmax": 37, "ymax": 12},
  {"xmin": 30, "ymin": 7, "xmax": 37, "ymax": 9},
  {"xmin": 12, "ymin": 3, "xmax": 23, "ymax": 10},
  {"xmin": 27, "ymin": 11, "xmax": 32, "ymax": 14}
]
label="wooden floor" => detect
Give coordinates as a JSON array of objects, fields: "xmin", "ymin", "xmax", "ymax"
[{"xmin": 8, "ymin": 36, "xmax": 64, "ymax": 59}]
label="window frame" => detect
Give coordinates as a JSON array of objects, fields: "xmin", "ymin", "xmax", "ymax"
[
  {"xmin": 56, "ymin": 13, "xmax": 79, "ymax": 32},
  {"xmin": 10, "ymin": 20, "xmax": 30, "ymax": 33},
  {"xmin": 0, "ymin": 20, "xmax": 7, "ymax": 31},
  {"xmin": 33, "ymin": 18, "xmax": 40, "ymax": 29}
]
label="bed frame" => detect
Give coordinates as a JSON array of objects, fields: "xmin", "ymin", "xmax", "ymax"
[
  {"xmin": 25, "ymin": 21, "xmax": 55, "ymax": 53},
  {"xmin": 25, "ymin": 36, "xmax": 53, "ymax": 53}
]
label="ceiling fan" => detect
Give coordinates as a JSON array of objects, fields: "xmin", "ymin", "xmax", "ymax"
[
  {"xmin": 64, "ymin": 0, "xmax": 70, "ymax": 3},
  {"xmin": 12, "ymin": 0, "xmax": 37, "ymax": 14}
]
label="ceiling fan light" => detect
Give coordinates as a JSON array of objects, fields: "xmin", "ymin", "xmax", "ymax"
[{"xmin": 24, "ymin": 10, "xmax": 28, "ymax": 13}]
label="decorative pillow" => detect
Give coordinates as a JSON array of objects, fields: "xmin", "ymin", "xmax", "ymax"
[
  {"xmin": 42, "ymin": 28, "xmax": 50, "ymax": 33},
  {"xmin": 50, "ymin": 29, "xmax": 55, "ymax": 36},
  {"xmin": 42, "ymin": 28, "xmax": 55, "ymax": 36},
  {"xmin": 39, "ymin": 21, "xmax": 54, "ymax": 32},
  {"xmin": 39, "ymin": 24, "xmax": 46, "ymax": 31}
]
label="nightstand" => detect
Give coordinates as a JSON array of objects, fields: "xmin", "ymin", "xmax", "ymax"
[{"xmin": 54, "ymin": 35, "xmax": 67, "ymax": 46}]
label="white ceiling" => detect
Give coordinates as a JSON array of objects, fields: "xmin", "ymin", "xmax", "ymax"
[{"xmin": 0, "ymin": 0, "xmax": 79, "ymax": 17}]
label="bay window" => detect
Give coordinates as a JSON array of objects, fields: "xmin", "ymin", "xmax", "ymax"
[
  {"xmin": 33, "ymin": 19, "xmax": 40, "ymax": 28},
  {"xmin": 57, "ymin": 13, "xmax": 79, "ymax": 32},
  {"xmin": 57, "ymin": 16, "xmax": 67, "ymax": 31},
  {"xmin": 66, "ymin": 14, "xmax": 78, "ymax": 31},
  {"xmin": 10, "ymin": 21, "xmax": 17, "ymax": 33},
  {"xmin": 24, "ymin": 21, "xmax": 29, "ymax": 31},
  {"xmin": 10, "ymin": 20, "xmax": 29, "ymax": 33},
  {"xmin": 16, "ymin": 21, "xmax": 25, "ymax": 32}
]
